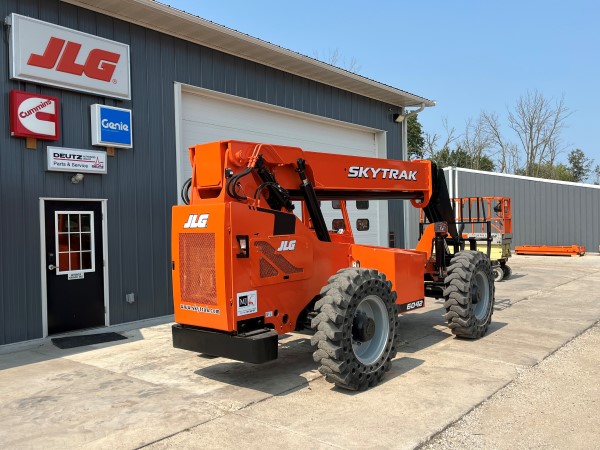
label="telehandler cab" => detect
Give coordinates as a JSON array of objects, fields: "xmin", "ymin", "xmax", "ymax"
[{"xmin": 172, "ymin": 140, "xmax": 495, "ymax": 390}]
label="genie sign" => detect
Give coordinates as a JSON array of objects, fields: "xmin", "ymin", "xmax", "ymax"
[{"xmin": 91, "ymin": 104, "xmax": 132, "ymax": 148}]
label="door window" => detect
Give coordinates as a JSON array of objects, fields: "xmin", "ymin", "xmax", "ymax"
[{"xmin": 54, "ymin": 211, "xmax": 95, "ymax": 274}]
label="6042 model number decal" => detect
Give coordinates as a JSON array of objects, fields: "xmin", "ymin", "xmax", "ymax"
[{"xmin": 398, "ymin": 299, "xmax": 425, "ymax": 313}]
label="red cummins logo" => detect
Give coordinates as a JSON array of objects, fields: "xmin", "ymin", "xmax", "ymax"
[{"xmin": 28, "ymin": 37, "xmax": 120, "ymax": 82}]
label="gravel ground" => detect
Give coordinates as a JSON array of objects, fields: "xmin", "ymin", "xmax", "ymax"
[{"xmin": 421, "ymin": 322, "xmax": 600, "ymax": 450}]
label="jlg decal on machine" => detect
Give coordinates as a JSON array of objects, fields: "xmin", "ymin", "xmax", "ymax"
[{"xmin": 8, "ymin": 13, "xmax": 131, "ymax": 99}]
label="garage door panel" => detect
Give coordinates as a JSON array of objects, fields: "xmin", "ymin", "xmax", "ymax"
[
  {"xmin": 179, "ymin": 87, "xmax": 386, "ymax": 246},
  {"xmin": 182, "ymin": 94, "xmax": 376, "ymax": 154}
]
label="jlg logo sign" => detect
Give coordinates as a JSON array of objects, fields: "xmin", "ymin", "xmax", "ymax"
[
  {"xmin": 28, "ymin": 37, "xmax": 120, "ymax": 82},
  {"xmin": 9, "ymin": 14, "xmax": 131, "ymax": 99},
  {"xmin": 277, "ymin": 240, "xmax": 296, "ymax": 251},
  {"xmin": 183, "ymin": 214, "xmax": 209, "ymax": 229}
]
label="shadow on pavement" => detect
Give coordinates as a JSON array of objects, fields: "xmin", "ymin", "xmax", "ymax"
[
  {"xmin": 502, "ymin": 273, "xmax": 527, "ymax": 281},
  {"xmin": 194, "ymin": 304, "xmax": 507, "ymax": 396},
  {"xmin": 331, "ymin": 356, "xmax": 425, "ymax": 395},
  {"xmin": 195, "ymin": 336, "xmax": 315, "ymax": 397},
  {"xmin": 0, "ymin": 329, "xmax": 147, "ymax": 371}
]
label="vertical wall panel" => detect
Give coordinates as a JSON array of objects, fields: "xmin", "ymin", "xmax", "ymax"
[
  {"xmin": 407, "ymin": 168, "xmax": 600, "ymax": 252},
  {"xmin": 454, "ymin": 169, "xmax": 600, "ymax": 251}
]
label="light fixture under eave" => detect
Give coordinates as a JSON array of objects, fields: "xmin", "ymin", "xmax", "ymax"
[
  {"xmin": 71, "ymin": 173, "xmax": 85, "ymax": 184},
  {"xmin": 393, "ymin": 103, "xmax": 427, "ymax": 123}
]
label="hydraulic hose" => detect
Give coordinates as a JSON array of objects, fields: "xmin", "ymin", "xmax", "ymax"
[
  {"xmin": 226, "ymin": 166, "xmax": 253, "ymax": 201},
  {"xmin": 181, "ymin": 177, "xmax": 192, "ymax": 205}
]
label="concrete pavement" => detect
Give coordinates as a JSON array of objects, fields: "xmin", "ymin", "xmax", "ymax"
[
  {"xmin": 422, "ymin": 323, "xmax": 600, "ymax": 450},
  {"xmin": 0, "ymin": 254, "xmax": 599, "ymax": 449}
]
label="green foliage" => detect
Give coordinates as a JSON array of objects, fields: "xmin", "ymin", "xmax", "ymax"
[
  {"xmin": 567, "ymin": 148, "xmax": 593, "ymax": 183},
  {"xmin": 431, "ymin": 147, "xmax": 495, "ymax": 172},
  {"xmin": 477, "ymin": 155, "xmax": 496, "ymax": 172},
  {"xmin": 519, "ymin": 149, "xmax": 596, "ymax": 183},
  {"xmin": 554, "ymin": 163, "xmax": 576, "ymax": 182},
  {"xmin": 515, "ymin": 162, "xmax": 575, "ymax": 182},
  {"xmin": 407, "ymin": 115, "xmax": 425, "ymax": 160}
]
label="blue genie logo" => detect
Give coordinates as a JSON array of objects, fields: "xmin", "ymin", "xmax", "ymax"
[
  {"xmin": 101, "ymin": 118, "xmax": 129, "ymax": 131},
  {"xmin": 97, "ymin": 105, "xmax": 132, "ymax": 147}
]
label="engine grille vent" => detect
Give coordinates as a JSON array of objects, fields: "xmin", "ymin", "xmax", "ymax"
[
  {"xmin": 179, "ymin": 233, "xmax": 217, "ymax": 305},
  {"xmin": 254, "ymin": 241, "xmax": 302, "ymax": 274},
  {"xmin": 259, "ymin": 257, "xmax": 278, "ymax": 278}
]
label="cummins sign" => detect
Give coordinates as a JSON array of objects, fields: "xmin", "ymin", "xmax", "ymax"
[
  {"xmin": 8, "ymin": 13, "xmax": 131, "ymax": 100},
  {"xmin": 10, "ymin": 90, "xmax": 60, "ymax": 140}
]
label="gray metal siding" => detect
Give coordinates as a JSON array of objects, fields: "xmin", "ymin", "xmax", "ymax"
[
  {"xmin": 406, "ymin": 168, "xmax": 600, "ymax": 252},
  {"xmin": 0, "ymin": 0, "xmax": 405, "ymax": 345},
  {"xmin": 453, "ymin": 170, "xmax": 600, "ymax": 252}
]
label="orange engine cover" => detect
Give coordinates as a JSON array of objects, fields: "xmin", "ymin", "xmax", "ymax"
[{"xmin": 172, "ymin": 202, "xmax": 428, "ymax": 335}]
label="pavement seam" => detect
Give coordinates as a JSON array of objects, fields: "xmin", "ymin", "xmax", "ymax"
[
  {"xmin": 415, "ymin": 317, "xmax": 600, "ymax": 449},
  {"xmin": 134, "ymin": 414, "xmax": 226, "ymax": 449},
  {"xmin": 135, "ymin": 381, "xmax": 348, "ymax": 450}
]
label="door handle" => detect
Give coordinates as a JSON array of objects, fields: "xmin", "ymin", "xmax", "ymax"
[{"xmin": 47, "ymin": 253, "xmax": 56, "ymax": 271}]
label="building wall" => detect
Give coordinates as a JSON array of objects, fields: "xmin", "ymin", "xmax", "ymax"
[
  {"xmin": 452, "ymin": 169, "xmax": 600, "ymax": 251},
  {"xmin": 406, "ymin": 168, "xmax": 600, "ymax": 252},
  {"xmin": 0, "ymin": 0, "xmax": 406, "ymax": 345}
]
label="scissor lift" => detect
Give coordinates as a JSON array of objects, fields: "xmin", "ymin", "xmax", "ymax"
[{"xmin": 421, "ymin": 197, "xmax": 513, "ymax": 281}]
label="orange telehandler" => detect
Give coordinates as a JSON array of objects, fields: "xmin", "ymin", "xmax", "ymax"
[{"xmin": 172, "ymin": 140, "xmax": 495, "ymax": 390}]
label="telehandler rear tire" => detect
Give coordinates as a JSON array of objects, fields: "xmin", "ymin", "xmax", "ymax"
[
  {"xmin": 443, "ymin": 251, "xmax": 495, "ymax": 339},
  {"xmin": 311, "ymin": 268, "xmax": 400, "ymax": 391},
  {"xmin": 502, "ymin": 264, "xmax": 512, "ymax": 279}
]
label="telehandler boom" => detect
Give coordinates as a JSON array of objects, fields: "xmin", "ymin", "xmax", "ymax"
[{"xmin": 172, "ymin": 140, "xmax": 495, "ymax": 390}]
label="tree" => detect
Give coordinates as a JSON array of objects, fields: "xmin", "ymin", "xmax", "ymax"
[
  {"xmin": 517, "ymin": 162, "xmax": 573, "ymax": 182},
  {"xmin": 594, "ymin": 165, "xmax": 600, "ymax": 185},
  {"xmin": 407, "ymin": 114, "xmax": 425, "ymax": 159},
  {"xmin": 481, "ymin": 111, "xmax": 520, "ymax": 173},
  {"xmin": 423, "ymin": 118, "xmax": 456, "ymax": 163},
  {"xmin": 459, "ymin": 115, "xmax": 494, "ymax": 171},
  {"xmin": 507, "ymin": 91, "xmax": 571, "ymax": 177},
  {"xmin": 567, "ymin": 148, "xmax": 593, "ymax": 183},
  {"xmin": 421, "ymin": 117, "xmax": 494, "ymax": 171}
]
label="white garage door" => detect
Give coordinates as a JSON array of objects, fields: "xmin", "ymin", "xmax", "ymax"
[{"xmin": 175, "ymin": 84, "xmax": 387, "ymax": 246}]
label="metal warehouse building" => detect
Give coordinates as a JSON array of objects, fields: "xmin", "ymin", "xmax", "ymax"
[
  {"xmin": 407, "ymin": 168, "xmax": 600, "ymax": 251},
  {"xmin": 1, "ymin": 0, "xmax": 435, "ymax": 346}
]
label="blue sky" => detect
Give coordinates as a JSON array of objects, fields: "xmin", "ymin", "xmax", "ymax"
[{"xmin": 162, "ymin": 0, "xmax": 599, "ymax": 167}]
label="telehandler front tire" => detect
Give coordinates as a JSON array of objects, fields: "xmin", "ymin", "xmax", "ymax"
[
  {"xmin": 311, "ymin": 268, "xmax": 400, "ymax": 391},
  {"xmin": 443, "ymin": 251, "xmax": 495, "ymax": 339}
]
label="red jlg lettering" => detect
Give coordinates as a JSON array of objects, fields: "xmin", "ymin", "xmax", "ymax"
[{"xmin": 27, "ymin": 37, "xmax": 120, "ymax": 82}]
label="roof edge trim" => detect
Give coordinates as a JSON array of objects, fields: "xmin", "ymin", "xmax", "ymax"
[{"xmin": 59, "ymin": 0, "xmax": 435, "ymax": 108}]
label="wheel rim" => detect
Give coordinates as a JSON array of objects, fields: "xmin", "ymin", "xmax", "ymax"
[
  {"xmin": 493, "ymin": 267, "xmax": 503, "ymax": 282},
  {"xmin": 472, "ymin": 271, "xmax": 491, "ymax": 320},
  {"xmin": 351, "ymin": 295, "xmax": 390, "ymax": 365}
]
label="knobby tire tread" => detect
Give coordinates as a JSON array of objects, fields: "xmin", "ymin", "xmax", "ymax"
[
  {"xmin": 311, "ymin": 268, "xmax": 400, "ymax": 391},
  {"xmin": 443, "ymin": 250, "xmax": 495, "ymax": 339}
]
